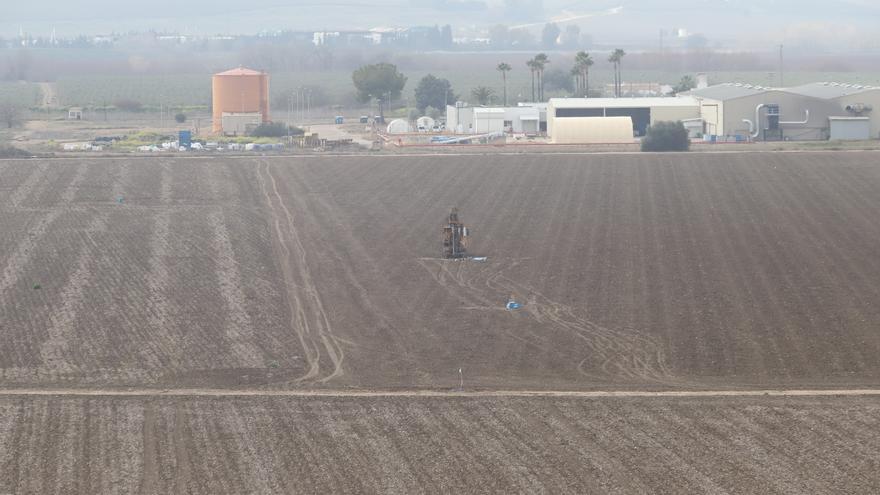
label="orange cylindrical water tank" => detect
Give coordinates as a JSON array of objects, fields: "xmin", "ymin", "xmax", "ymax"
[{"xmin": 211, "ymin": 67, "xmax": 270, "ymax": 133}]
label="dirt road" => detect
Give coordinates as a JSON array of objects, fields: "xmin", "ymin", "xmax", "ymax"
[{"xmin": 0, "ymin": 387, "xmax": 878, "ymax": 398}]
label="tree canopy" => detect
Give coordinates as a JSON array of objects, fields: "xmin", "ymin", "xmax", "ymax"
[
  {"xmin": 541, "ymin": 23, "xmax": 561, "ymax": 49},
  {"xmin": 352, "ymin": 63, "xmax": 408, "ymax": 104},
  {"xmin": 470, "ymin": 86, "xmax": 495, "ymax": 105},
  {"xmin": 673, "ymin": 75, "xmax": 697, "ymax": 94},
  {"xmin": 415, "ymin": 75, "xmax": 456, "ymax": 112}
]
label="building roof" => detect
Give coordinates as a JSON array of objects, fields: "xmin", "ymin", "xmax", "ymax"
[
  {"xmin": 214, "ymin": 67, "xmax": 264, "ymax": 76},
  {"xmin": 685, "ymin": 84, "xmax": 766, "ymax": 101},
  {"xmin": 549, "ymin": 96, "xmax": 698, "ymax": 108},
  {"xmin": 783, "ymin": 82, "xmax": 880, "ymax": 99}
]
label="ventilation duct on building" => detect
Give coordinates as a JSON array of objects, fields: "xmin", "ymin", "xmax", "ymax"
[{"xmin": 780, "ymin": 110, "xmax": 809, "ymax": 125}]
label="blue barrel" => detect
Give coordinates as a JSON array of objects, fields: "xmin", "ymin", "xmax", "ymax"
[{"xmin": 179, "ymin": 130, "xmax": 192, "ymax": 148}]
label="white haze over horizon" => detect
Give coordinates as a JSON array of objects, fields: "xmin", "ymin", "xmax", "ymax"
[{"xmin": 3, "ymin": 0, "xmax": 879, "ymax": 51}]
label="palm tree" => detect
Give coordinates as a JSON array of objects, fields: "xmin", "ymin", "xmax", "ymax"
[
  {"xmin": 608, "ymin": 52, "xmax": 619, "ymax": 97},
  {"xmin": 608, "ymin": 48, "xmax": 626, "ymax": 97},
  {"xmin": 534, "ymin": 53, "xmax": 549, "ymax": 101},
  {"xmin": 471, "ymin": 86, "xmax": 495, "ymax": 106},
  {"xmin": 570, "ymin": 66, "xmax": 581, "ymax": 96},
  {"xmin": 496, "ymin": 63, "xmax": 511, "ymax": 106},
  {"xmin": 526, "ymin": 58, "xmax": 538, "ymax": 102},
  {"xmin": 574, "ymin": 51, "xmax": 594, "ymax": 97}
]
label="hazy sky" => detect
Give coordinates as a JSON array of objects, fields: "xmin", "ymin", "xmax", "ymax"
[{"xmin": 4, "ymin": 0, "xmax": 879, "ymax": 50}]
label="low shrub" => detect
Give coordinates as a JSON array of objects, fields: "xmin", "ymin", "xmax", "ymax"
[{"xmin": 641, "ymin": 121, "xmax": 690, "ymax": 152}]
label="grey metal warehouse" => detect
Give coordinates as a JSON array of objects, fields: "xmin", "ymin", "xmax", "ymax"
[{"xmin": 686, "ymin": 82, "xmax": 880, "ymax": 141}]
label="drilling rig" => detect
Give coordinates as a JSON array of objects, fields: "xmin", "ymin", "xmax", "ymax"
[{"xmin": 442, "ymin": 208, "xmax": 469, "ymax": 259}]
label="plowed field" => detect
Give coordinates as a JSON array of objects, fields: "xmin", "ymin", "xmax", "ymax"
[
  {"xmin": 2, "ymin": 152, "xmax": 880, "ymax": 390},
  {"xmin": 1, "ymin": 395, "xmax": 879, "ymax": 494},
  {"xmin": 2, "ymin": 151, "xmax": 880, "ymax": 492}
]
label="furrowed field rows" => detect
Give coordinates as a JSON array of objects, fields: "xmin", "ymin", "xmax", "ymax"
[
  {"xmin": 1, "ymin": 152, "xmax": 880, "ymax": 390},
  {"xmin": 0, "ymin": 396, "xmax": 877, "ymax": 494},
  {"xmin": 0, "ymin": 160, "xmax": 305, "ymax": 386}
]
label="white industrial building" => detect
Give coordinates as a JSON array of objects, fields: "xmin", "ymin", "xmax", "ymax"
[
  {"xmin": 547, "ymin": 97, "xmax": 701, "ymax": 144},
  {"xmin": 446, "ymin": 104, "xmax": 541, "ymax": 135},
  {"xmin": 446, "ymin": 81, "xmax": 879, "ymax": 145}
]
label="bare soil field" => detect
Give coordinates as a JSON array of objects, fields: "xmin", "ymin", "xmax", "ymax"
[
  {"xmin": 0, "ymin": 395, "xmax": 878, "ymax": 494},
  {"xmin": 3, "ymin": 151, "xmax": 880, "ymax": 492},
  {"xmin": 2, "ymin": 152, "xmax": 880, "ymax": 390}
]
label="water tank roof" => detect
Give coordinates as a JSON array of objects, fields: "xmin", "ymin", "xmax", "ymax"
[{"xmin": 215, "ymin": 67, "xmax": 265, "ymax": 76}]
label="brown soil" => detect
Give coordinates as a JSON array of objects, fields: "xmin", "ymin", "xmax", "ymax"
[
  {"xmin": 2, "ymin": 151, "xmax": 880, "ymax": 492},
  {"xmin": 3, "ymin": 152, "xmax": 880, "ymax": 390},
  {"xmin": 0, "ymin": 395, "xmax": 878, "ymax": 494}
]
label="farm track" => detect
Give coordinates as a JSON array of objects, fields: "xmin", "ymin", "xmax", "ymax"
[
  {"xmin": 257, "ymin": 160, "xmax": 345, "ymax": 384},
  {"xmin": 0, "ymin": 387, "xmax": 879, "ymax": 398}
]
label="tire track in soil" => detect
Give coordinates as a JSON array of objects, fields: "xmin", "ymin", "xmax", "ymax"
[
  {"xmin": 172, "ymin": 404, "xmax": 191, "ymax": 494},
  {"xmin": 143, "ymin": 162, "xmax": 177, "ymax": 372},
  {"xmin": 206, "ymin": 209, "xmax": 264, "ymax": 368},
  {"xmin": 138, "ymin": 402, "xmax": 159, "ymax": 494},
  {"xmin": 417, "ymin": 258, "xmax": 676, "ymax": 384},
  {"xmin": 203, "ymin": 165, "xmax": 265, "ymax": 368},
  {"xmin": 5, "ymin": 162, "xmax": 48, "ymax": 208},
  {"xmin": 39, "ymin": 211, "xmax": 109, "ymax": 376},
  {"xmin": 37, "ymin": 161, "xmax": 124, "ymax": 379},
  {"xmin": 0, "ymin": 162, "xmax": 88, "ymax": 298},
  {"xmin": 256, "ymin": 160, "xmax": 344, "ymax": 383}
]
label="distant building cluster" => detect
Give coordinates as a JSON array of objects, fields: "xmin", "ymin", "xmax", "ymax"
[
  {"xmin": 446, "ymin": 79, "xmax": 880, "ymax": 145},
  {"xmin": 1, "ymin": 25, "xmax": 455, "ymax": 50}
]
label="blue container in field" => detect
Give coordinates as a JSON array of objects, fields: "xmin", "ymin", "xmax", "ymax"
[
  {"xmin": 179, "ymin": 130, "xmax": 192, "ymax": 148},
  {"xmin": 335, "ymin": 116, "xmax": 344, "ymax": 124}
]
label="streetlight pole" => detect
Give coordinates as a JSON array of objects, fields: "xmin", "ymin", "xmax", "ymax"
[{"xmin": 287, "ymin": 93, "xmax": 292, "ymax": 145}]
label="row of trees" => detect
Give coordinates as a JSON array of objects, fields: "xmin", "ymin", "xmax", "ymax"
[
  {"xmin": 494, "ymin": 49, "xmax": 628, "ymax": 103},
  {"xmin": 353, "ymin": 46, "xmax": 693, "ymax": 117}
]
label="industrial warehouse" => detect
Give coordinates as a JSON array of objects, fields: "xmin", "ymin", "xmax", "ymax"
[{"xmin": 443, "ymin": 81, "xmax": 880, "ymax": 145}]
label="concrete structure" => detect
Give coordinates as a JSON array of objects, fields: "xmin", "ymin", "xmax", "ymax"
[
  {"xmin": 446, "ymin": 104, "xmax": 542, "ymax": 135},
  {"xmin": 212, "ymin": 67, "xmax": 270, "ymax": 134},
  {"xmin": 551, "ymin": 117, "xmax": 634, "ymax": 144},
  {"xmin": 221, "ymin": 112, "xmax": 262, "ymax": 136},
  {"xmin": 504, "ymin": 107, "xmax": 540, "ymax": 134},
  {"xmin": 829, "ymin": 117, "xmax": 871, "ymax": 140},
  {"xmin": 547, "ymin": 97, "xmax": 700, "ymax": 142},
  {"xmin": 67, "ymin": 107, "xmax": 83, "ymax": 120},
  {"xmin": 473, "ymin": 108, "xmax": 505, "ymax": 134},
  {"xmin": 687, "ymin": 82, "xmax": 880, "ymax": 141}
]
